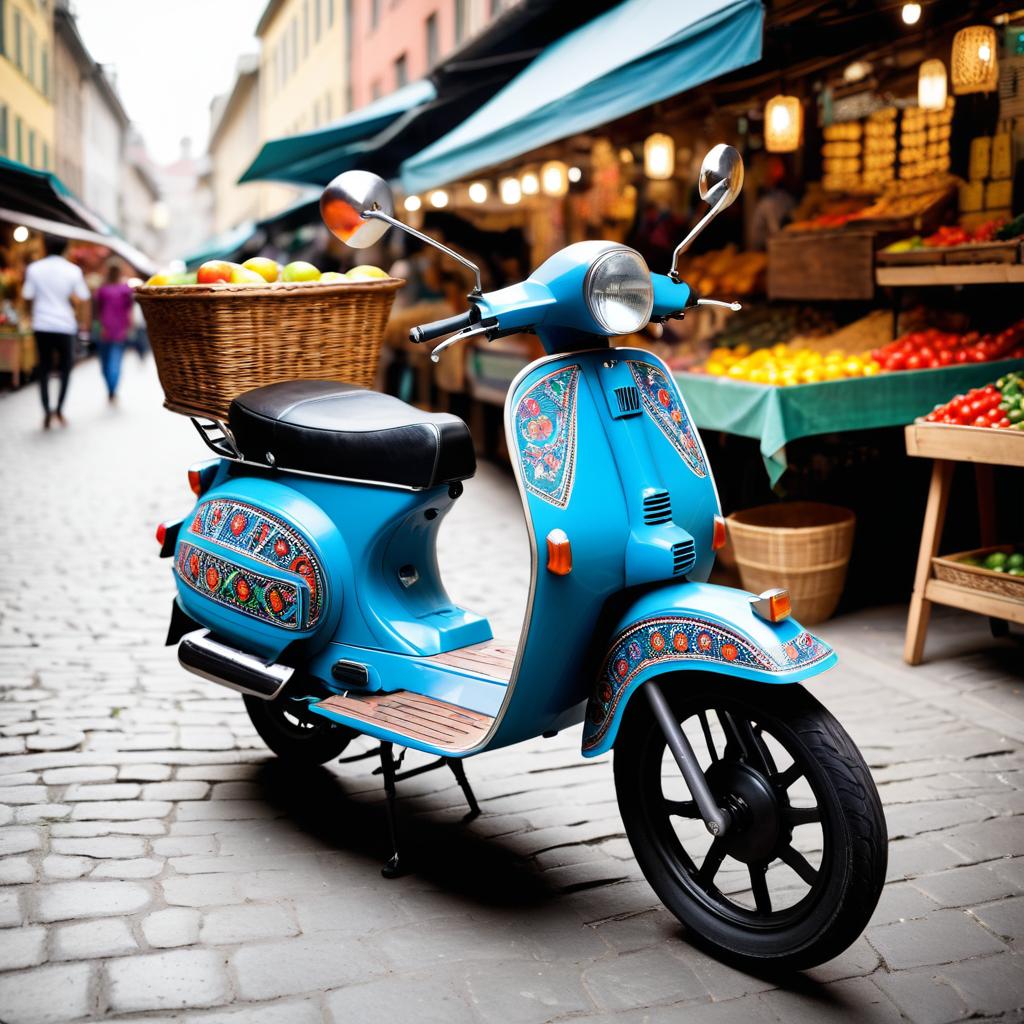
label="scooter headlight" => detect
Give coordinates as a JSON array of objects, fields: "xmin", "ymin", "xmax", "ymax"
[{"xmin": 583, "ymin": 247, "xmax": 654, "ymax": 335}]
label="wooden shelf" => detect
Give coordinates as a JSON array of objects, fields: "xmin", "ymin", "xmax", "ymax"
[
  {"xmin": 877, "ymin": 264, "xmax": 1024, "ymax": 287},
  {"xmin": 905, "ymin": 422, "xmax": 1024, "ymax": 467},
  {"xmin": 924, "ymin": 578, "xmax": 1024, "ymax": 626}
]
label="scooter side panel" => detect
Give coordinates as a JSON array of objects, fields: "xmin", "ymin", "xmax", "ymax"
[
  {"xmin": 485, "ymin": 352, "xmax": 632, "ymax": 750},
  {"xmin": 580, "ymin": 581, "xmax": 837, "ymax": 758}
]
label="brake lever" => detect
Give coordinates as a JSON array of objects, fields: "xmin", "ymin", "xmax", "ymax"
[
  {"xmin": 697, "ymin": 297, "xmax": 742, "ymax": 311},
  {"xmin": 429, "ymin": 319, "xmax": 498, "ymax": 363}
]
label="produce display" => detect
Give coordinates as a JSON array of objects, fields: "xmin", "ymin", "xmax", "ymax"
[
  {"xmin": 674, "ymin": 246, "xmax": 766, "ymax": 298},
  {"xmin": 921, "ymin": 371, "xmax": 1024, "ymax": 430},
  {"xmin": 872, "ymin": 321, "xmax": 1024, "ymax": 371},
  {"xmin": 704, "ymin": 343, "xmax": 879, "ymax": 385},
  {"xmin": 703, "ymin": 303, "xmax": 837, "ymax": 351},
  {"xmin": 144, "ymin": 258, "xmax": 389, "ymax": 287},
  {"xmin": 956, "ymin": 547, "xmax": 1024, "ymax": 577},
  {"xmin": 883, "ymin": 215, "xmax": 1023, "ymax": 253}
]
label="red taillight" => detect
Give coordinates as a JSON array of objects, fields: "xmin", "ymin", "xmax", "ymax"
[
  {"xmin": 188, "ymin": 469, "xmax": 202, "ymax": 497},
  {"xmin": 712, "ymin": 515, "xmax": 727, "ymax": 551},
  {"xmin": 155, "ymin": 522, "xmax": 167, "ymax": 546}
]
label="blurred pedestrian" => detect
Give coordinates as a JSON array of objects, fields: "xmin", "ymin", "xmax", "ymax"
[
  {"xmin": 22, "ymin": 234, "xmax": 91, "ymax": 429},
  {"xmin": 93, "ymin": 263, "xmax": 134, "ymax": 402},
  {"xmin": 750, "ymin": 156, "xmax": 797, "ymax": 251}
]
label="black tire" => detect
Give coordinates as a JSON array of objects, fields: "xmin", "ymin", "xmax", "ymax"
[
  {"xmin": 244, "ymin": 693, "xmax": 355, "ymax": 766},
  {"xmin": 613, "ymin": 676, "xmax": 886, "ymax": 971}
]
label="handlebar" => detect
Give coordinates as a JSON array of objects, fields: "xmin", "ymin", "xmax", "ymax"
[{"xmin": 409, "ymin": 308, "xmax": 478, "ymax": 344}]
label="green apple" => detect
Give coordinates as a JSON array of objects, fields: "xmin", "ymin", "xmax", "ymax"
[
  {"xmin": 345, "ymin": 264, "xmax": 389, "ymax": 281},
  {"xmin": 281, "ymin": 261, "xmax": 321, "ymax": 282},
  {"xmin": 242, "ymin": 256, "xmax": 280, "ymax": 283},
  {"xmin": 319, "ymin": 271, "xmax": 347, "ymax": 283}
]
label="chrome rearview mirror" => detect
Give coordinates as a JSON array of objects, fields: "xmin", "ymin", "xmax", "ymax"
[
  {"xmin": 670, "ymin": 144, "xmax": 744, "ymax": 280},
  {"xmin": 321, "ymin": 168, "xmax": 484, "ymax": 294},
  {"xmin": 320, "ymin": 170, "xmax": 394, "ymax": 249}
]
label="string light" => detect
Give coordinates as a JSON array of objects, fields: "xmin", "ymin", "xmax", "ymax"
[
  {"xmin": 468, "ymin": 182, "xmax": 488, "ymax": 203},
  {"xmin": 901, "ymin": 3, "xmax": 921, "ymax": 25},
  {"xmin": 499, "ymin": 177, "xmax": 522, "ymax": 204},
  {"xmin": 429, "ymin": 190, "xmax": 449, "ymax": 208},
  {"xmin": 403, "ymin": 195, "xmax": 422, "ymax": 212}
]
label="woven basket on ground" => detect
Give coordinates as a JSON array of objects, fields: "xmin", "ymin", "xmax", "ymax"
[
  {"xmin": 726, "ymin": 502, "xmax": 856, "ymax": 625},
  {"xmin": 136, "ymin": 278, "xmax": 404, "ymax": 421}
]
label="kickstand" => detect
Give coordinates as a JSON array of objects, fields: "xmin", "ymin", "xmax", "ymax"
[
  {"xmin": 446, "ymin": 757, "xmax": 481, "ymax": 822},
  {"xmin": 373, "ymin": 744, "xmax": 483, "ymax": 879},
  {"xmin": 378, "ymin": 741, "xmax": 403, "ymax": 878}
]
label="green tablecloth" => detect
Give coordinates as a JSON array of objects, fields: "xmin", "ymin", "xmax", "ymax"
[{"xmin": 676, "ymin": 359, "xmax": 1024, "ymax": 484}]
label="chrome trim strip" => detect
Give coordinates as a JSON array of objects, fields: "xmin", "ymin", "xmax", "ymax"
[{"xmin": 177, "ymin": 629, "xmax": 293, "ymax": 700}]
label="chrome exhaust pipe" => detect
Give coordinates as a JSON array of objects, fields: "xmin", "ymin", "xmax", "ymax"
[{"xmin": 177, "ymin": 629, "xmax": 293, "ymax": 700}]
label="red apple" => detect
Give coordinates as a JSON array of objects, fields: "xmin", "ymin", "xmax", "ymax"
[{"xmin": 197, "ymin": 260, "xmax": 235, "ymax": 284}]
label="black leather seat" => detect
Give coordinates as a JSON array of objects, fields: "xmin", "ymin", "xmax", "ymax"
[{"xmin": 229, "ymin": 381, "xmax": 476, "ymax": 489}]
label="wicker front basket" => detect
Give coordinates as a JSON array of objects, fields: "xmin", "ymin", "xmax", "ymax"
[
  {"xmin": 932, "ymin": 546, "xmax": 1024, "ymax": 600},
  {"xmin": 726, "ymin": 502, "xmax": 856, "ymax": 625},
  {"xmin": 136, "ymin": 278, "xmax": 404, "ymax": 420}
]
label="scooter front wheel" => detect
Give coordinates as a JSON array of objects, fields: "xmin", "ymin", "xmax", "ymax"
[
  {"xmin": 613, "ymin": 677, "xmax": 886, "ymax": 971},
  {"xmin": 243, "ymin": 693, "xmax": 355, "ymax": 766}
]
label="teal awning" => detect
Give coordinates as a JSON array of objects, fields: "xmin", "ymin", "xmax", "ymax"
[
  {"xmin": 401, "ymin": 0, "xmax": 764, "ymax": 193},
  {"xmin": 183, "ymin": 219, "xmax": 258, "ymax": 269},
  {"xmin": 239, "ymin": 78, "xmax": 436, "ymax": 186}
]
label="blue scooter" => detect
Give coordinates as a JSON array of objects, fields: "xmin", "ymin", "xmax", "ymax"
[{"xmin": 157, "ymin": 145, "xmax": 886, "ymax": 970}]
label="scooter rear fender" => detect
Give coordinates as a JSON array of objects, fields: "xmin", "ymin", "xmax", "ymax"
[{"xmin": 581, "ymin": 581, "xmax": 836, "ymax": 757}]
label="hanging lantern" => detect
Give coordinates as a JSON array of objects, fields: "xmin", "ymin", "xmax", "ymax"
[
  {"xmin": 951, "ymin": 25, "xmax": 998, "ymax": 95},
  {"xmin": 540, "ymin": 161, "xmax": 568, "ymax": 196},
  {"xmin": 467, "ymin": 182, "xmax": 488, "ymax": 204},
  {"xmin": 643, "ymin": 133, "xmax": 675, "ymax": 180},
  {"xmin": 520, "ymin": 170, "xmax": 540, "ymax": 196},
  {"xmin": 499, "ymin": 177, "xmax": 522, "ymax": 205},
  {"xmin": 764, "ymin": 95, "xmax": 802, "ymax": 153},
  {"xmin": 918, "ymin": 59, "xmax": 948, "ymax": 111}
]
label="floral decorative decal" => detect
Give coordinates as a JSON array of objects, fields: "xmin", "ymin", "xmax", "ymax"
[
  {"xmin": 627, "ymin": 361, "xmax": 706, "ymax": 478},
  {"xmin": 175, "ymin": 542, "xmax": 304, "ymax": 629},
  {"xmin": 515, "ymin": 365, "xmax": 580, "ymax": 508},
  {"xmin": 582, "ymin": 616, "xmax": 833, "ymax": 751},
  {"xmin": 187, "ymin": 499, "xmax": 325, "ymax": 625}
]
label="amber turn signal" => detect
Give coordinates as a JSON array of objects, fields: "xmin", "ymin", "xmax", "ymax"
[
  {"xmin": 712, "ymin": 515, "xmax": 727, "ymax": 551},
  {"xmin": 751, "ymin": 588, "xmax": 791, "ymax": 623},
  {"xmin": 546, "ymin": 528, "xmax": 572, "ymax": 575}
]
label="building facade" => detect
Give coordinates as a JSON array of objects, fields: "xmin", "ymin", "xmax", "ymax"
[
  {"xmin": 348, "ymin": 0, "xmax": 509, "ymax": 110},
  {"xmin": 209, "ymin": 55, "xmax": 261, "ymax": 235},
  {"xmin": 121, "ymin": 131, "xmax": 163, "ymax": 259},
  {"xmin": 0, "ymin": 0, "xmax": 55, "ymax": 171},
  {"xmin": 255, "ymin": 0, "xmax": 348, "ymax": 218},
  {"xmin": 52, "ymin": 0, "xmax": 86, "ymax": 193}
]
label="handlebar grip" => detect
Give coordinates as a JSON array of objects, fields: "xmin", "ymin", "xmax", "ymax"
[{"xmin": 409, "ymin": 309, "xmax": 477, "ymax": 344}]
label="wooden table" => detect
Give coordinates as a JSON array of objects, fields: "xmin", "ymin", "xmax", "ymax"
[{"xmin": 903, "ymin": 422, "xmax": 1024, "ymax": 664}]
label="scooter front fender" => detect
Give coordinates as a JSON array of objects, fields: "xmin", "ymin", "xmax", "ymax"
[{"xmin": 581, "ymin": 581, "xmax": 836, "ymax": 757}]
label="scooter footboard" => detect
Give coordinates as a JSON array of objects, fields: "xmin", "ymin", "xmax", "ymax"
[{"xmin": 582, "ymin": 582, "xmax": 836, "ymax": 757}]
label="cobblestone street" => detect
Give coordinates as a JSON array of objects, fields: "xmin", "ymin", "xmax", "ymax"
[{"xmin": 0, "ymin": 356, "xmax": 1022, "ymax": 1023}]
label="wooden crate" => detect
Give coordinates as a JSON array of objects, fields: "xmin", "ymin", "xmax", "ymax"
[
  {"xmin": 943, "ymin": 239, "xmax": 1021, "ymax": 265},
  {"xmin": 767, "ymin": 230, "xmax": 876, "ymax": 301}
]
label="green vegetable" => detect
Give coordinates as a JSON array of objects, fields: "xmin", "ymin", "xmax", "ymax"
[
  {"xmin": 1009, "ymin": 568, "xmax": 1024, "ymax": 577},
  {"xmin": 1007, "ymin": 552, "xmax": 1024, "ymax": 569},
  {"xmin": 996, "ymin": 214, "xmax": 1024, "ymax": 240},
  {"xmin": 1009, "ymin": 409, "xmax": 1024, "ymax": 423},
  {"xmin": 984, "ymin": 552, "xmax": 1008, "ymax": 569}
]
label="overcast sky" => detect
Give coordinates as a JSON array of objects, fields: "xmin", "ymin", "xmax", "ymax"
[{"xmin": 73, "ymin": 0, "xmax": 267, "ymax": 165}]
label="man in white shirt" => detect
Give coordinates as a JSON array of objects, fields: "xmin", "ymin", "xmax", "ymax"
[{"xmin": 22, "ymin": 235, "xmax": 91, "ymax": 428}]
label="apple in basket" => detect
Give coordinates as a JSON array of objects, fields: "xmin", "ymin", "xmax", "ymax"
[
  {"xmin": 196, "ymin": 260, "xmax": 235, "ymax": 284},
  {"xmin": 230, "ymin": 265, "xmax": 266, "ymax": 285},
  {"xmin": 319, "ymin": 271, "xmax": 347, "ymax": 282},
  {"xmin": 242, "ymin": 257, "xmax": 281, "ymax": 283},
  {"xmin": 345, "ymin": 265, "xmax": 389, "ymax": 281},
  {"xmin": 281, "ymin": 261, "xmax": 321, "ymax": 283}
]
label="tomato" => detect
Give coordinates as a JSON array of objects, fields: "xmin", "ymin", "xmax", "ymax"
[
  {"xmin": 957, "ymin": 403, "xmax": 973, "ymax": 421},
  {"xmin": 905, "ymin": 354, "xmax": 923, "ymax": 370}
]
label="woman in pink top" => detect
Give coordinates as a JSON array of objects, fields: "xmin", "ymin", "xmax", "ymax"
[{"xmin": 93, "ymin": 263, "xmax": 135, "ymax": 401}]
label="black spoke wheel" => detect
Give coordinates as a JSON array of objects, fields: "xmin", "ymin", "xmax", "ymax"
[
  {"xmin": 244, "ymin": 692, "xmax": 355, "ymax": 766},
  {"xmin": 614, "ymin": 677, "xmax": 886, "ymax": 970}
]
